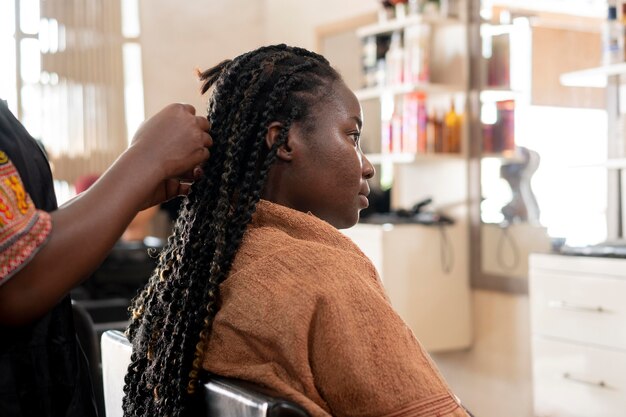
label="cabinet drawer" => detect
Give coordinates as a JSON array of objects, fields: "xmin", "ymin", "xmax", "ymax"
[
  {"xmin": 532, "ymin": 337, "xmax": 626, "ymax": 417},
  {"xmin": 530, "ymin": 269, "xmax": 626, "ymax": 349}
]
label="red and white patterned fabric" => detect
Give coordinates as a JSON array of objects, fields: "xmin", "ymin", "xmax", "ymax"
[{"xmin": 0, "ymin": 150, "xmax": 52, "ymax": 285}]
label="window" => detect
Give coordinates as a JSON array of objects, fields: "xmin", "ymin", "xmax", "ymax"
[{"xmin": 1, "ymin": 0, "xmax": 145, "ymax": 203}]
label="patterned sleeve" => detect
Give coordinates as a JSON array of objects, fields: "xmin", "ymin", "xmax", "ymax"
[{"xmin": 0, "ymin": 150, "xmax": 52, "ymax": 285}]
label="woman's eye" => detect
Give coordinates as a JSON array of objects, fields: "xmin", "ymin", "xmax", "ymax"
[{"xmin": 349, "ymin": 132, "xmax": 361, "ymax": 145}]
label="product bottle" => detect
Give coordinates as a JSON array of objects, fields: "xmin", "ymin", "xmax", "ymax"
[
  {"xmin": 418, "ymin": 25, "xmax": 430, "ymax": 82},
  {"xmin": 622, "ymin": 3, "xmax": 626, "ymax": 60},
  {"xmin": 391, "ymin": 112, "xmax": 403, "ymax": 153},
  {"xmin": 417, "ymin": 92, "xmax": 428, "ymax": 153},
  {"xmin": 362, "ymin": 36, "xmax": 378, "ymax": 88},
  {"xmin": 495, "ymin": 100, "xmax": 515, "ymax": 152},
  {"xmin": 602, "ymin": 4, "xmax": 624, "ymax": 65},
  {"xmin": 404, "ymin": 26, "xmax": 420, "ymax": 84},
  {"xmin": 482, "ymin": 123, "xmax": 494, "ymax": 154},
  {"xmin": 385, "ymin": 31, "xmax": 404, "ymax": 85},
  {"xmin": 391, "ymin": 0, "xmax": 407, "ymax": 20},
  {"xmin": 402, "ymin": 93, "xmax": 419, "ymax": 153},
  {"xmin": 379, "ymin": 1, "xmax": 395, "ymax": 22},
  {"xmin": 443, "ymin": 99, "xmax": 462, "ymax": 153},
  {"xmin": 375, "ymin": 58, "xmax": 386, "ymax": 87},
  {"xmin": 433, "ymin": 110, "xmax": 444, "ymax": 153},
  {"xmin": 381, "ymin": 119, "xmax": 392, "ymax": 154},
  {"xmin": 407, "ymin": 0, "xmax": 421, "ymax": 15},
  {"xmin": 422, "ymin": 0, "xmax": 440, "ymax": 18}
]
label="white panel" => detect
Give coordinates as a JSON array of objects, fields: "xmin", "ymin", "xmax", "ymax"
[
  {"xmin": 343, "ymin": 223, "xmax": 472, "ymax": 351},
  {"xmin": 533, "ymin": 336, "xmax": 626, "ymax": 417},
  {"xmin": 530, "ymin": 268, "xmax": 626, "ymax": 350}
]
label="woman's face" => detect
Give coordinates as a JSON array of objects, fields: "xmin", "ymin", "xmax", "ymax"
[{"xmin": 271, "ymin": 80, "xmax": 375, "ymax": 229}]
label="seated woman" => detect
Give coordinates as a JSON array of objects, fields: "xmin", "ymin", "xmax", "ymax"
[{"xmin": 123, "ymin": 44, "xmax": 470, "ymax": 417}]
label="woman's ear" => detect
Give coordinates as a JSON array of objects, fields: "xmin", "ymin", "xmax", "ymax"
[{"xmin": 265, "ymin": 121, "xmax": 294, "ymax": 162}]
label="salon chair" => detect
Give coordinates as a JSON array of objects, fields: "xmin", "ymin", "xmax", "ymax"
[
  {"xmin": 71, "ymin": 301, "xmax": 105, "ymax": 417},
  {"xmin": 101, "ymin": 330, "xmax": 310, "ymax": 417}
]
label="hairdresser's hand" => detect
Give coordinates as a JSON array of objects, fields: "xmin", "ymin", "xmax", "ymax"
[
  {"xmin": 127, "ymin": 103, "xmax": 212, "ymax": 207},
  {"xmin": 145, "ymin": 166, "xmax": 204, "ymax": 207}
]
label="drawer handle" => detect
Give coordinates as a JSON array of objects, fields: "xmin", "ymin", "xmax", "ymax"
[
  {"xmin": 548, "ymin": 300, "xmax": 608, "ymax": 313},
  {"xmin": 563, "ymin": 373, "xmax": 609, "ymax": 389}
]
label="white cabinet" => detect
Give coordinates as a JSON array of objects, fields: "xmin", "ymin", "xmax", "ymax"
[
  {"xmin": 343, "ymin": 222, "xmax": 472, "ymax": 352},
  {"xmin": 529, "ymin": 254, "xmax": 626, "ymax": 417}
]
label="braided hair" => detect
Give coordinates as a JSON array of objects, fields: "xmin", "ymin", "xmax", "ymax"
[{"xmin": 122, "ymin": 44, "xmax": 340, "ymax": 417}]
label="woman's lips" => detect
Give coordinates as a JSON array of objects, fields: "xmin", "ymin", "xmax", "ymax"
[{"xmin": 359, "ymin": 193, "xmax": 369, "ymax": 208}]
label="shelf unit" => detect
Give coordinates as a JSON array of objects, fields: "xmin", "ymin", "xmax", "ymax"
[
  {"xmin": 356, "ymin": 14, "xmax": 463, "ymax": 38},
  {"xmin": 560, "ymin": 62, "xmax": 626, "ymax": 240},
  {"xmin": 348, "ymin": 4, "xmax": 473, "ymax": 350},
  {"xmin": 479, "ymin": 87, "xmax": 520, "ymax": 102},
  {"xmin": 355, "ymin": 82, "xmax": 464, "ymax": 101},
  {"xmin": 560, "ymin": 62, "xmax": 626, "ymax": 88},
  {"xmin": 365, "ymin": 152, "xmax": 466, "ymax": 165},
  {"xmin": 355, "ymin": 11, "xmax": 469, "ymax": 165}
]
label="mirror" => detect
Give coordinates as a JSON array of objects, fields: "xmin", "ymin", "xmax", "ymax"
[
  {"xmin": 316, "ymin": 1, "xmax": 610, "ymax": 294},
  {"xmin": 471, "ymin": 0, "xmax": 610, "ymax": 293}
]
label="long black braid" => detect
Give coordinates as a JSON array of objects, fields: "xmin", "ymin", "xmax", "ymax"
[{"xmin": 122, "ymin": 44, "xmax": 340, "ymax": 417}]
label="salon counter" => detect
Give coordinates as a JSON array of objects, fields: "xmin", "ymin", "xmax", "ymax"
[{"xmin": 342, "ymin": 222, "xmax": 472, "ymax": 352}]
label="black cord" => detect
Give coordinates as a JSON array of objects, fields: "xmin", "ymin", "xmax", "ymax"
[{"xmin": 496, "ymin": 222, "xmax": 520, "ymax": 270}]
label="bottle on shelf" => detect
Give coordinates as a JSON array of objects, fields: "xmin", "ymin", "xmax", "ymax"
[
  {"xmin": 391, "ymin": 112, "xmax": 403, "ymax": 152},
  {"xmin": 429, "ymin": 108, "xmax": 444, "ymax": 153},
  {"xmin": 407, "ymin": 0, "xmax": 423, "ymax": 16},
  {"xmin": 382, "ymin": 118, "xmax": 392, "ymax": 154},
  {"xmin": 443, "ymin": 99, "xmax": 462, "ymax": 153},
  {"xmin": 385, "ymin": 31, "xmax": 405, "ymax": 85},
  {"xmin": 362, "ymin": 36, "xmax": 378, "ymax": 88},
  {"xmin": 402, "ymin": 94, "xmax": 417, "ymax": 154},
  {"xmin": 404, "ymin": 25, "xmax": 430, "ymax": 83},
  {"xmin": 417, "ymin": 92, "xmax": 428, "ymax": 153},
  {"xmin": 374, "ymin": 58, "xmax": 386, "ymax": 87},
  {"xmin": 622, "ymin": 3, "xmax": 626, "ymax": 60},
  {"xmin": 483, "ymin": 99, "xmax": 514, "ymax": 154},
  {"xmin": 379, "ymin": 0, "xmax": 395, "ymax": 22},
  {"xmin": 482, "ymin": 122, "xmax": 494, "ymax": 154},
  {"xmin": 497, "ymin": 99, "xmax": 515, "ymax": 152},
  {"xmin": 602, "ymin": 3, "xmax": 624, "ymax": 66},
  {"xmin": 439, "ymin": 0, "xmax": 460, "ymax": 19},
  {"xmin": 422, "ymin": 0, "xmax": 440, "ymax": 18},
  {"xmin": 486, "ymin": 31, "xmax": 510, "ymax": 88},
  {"xmin": 391, "ymin": 0, "xmax": 408, "ymax": 20}
]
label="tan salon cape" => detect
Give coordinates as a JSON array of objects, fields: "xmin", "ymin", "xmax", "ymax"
[{"xmin": 203, "ymin": 200, "xmax": 469, "ymax": 417}]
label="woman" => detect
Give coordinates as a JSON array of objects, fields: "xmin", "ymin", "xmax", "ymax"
[{"xmin": 124, "ymin": 44, "xmax": 470, "ymax": 417}]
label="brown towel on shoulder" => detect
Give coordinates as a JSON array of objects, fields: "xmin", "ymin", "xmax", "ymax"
[{"xmin": 203, "ymin": 200, "xmax": 469, "ymax": 417}]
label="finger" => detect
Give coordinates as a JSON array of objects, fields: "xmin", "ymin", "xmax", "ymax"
[
  {"xmin": 163, "ymin": 179, "xmax": 188, "ymax": 200},
  {"xmin": 201, "ymin": 131, "xmax": 213, "ymax": 148},
  {"xmin": 191, "ymin": 146, "xmax": 211, "ymax": 167},
  {"xmin": 178, "ymin": 182, "xmax": 192, "ymax": 196},
  {"xmin": 178, "ymin": 170, "xmax": 195, "ymax": 182},
  {"xmin": 179, "ymin": 103, "xmax": 196, "ymax": 115},
  {"xmin": 196, "ymin": 115, "xmax": 210, "ymax": 131}
]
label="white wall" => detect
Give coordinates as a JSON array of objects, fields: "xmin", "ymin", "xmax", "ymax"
[
  {"xmin": 139, "ymin": 0, "xmax": 380, "ymax": 117},
  {"xmin": 264, "ymin": 0, "xmax": 379, "ymax": 50},
  {"xmin": 139, "ymin": 0, "xmax": 266, "ymax": 117}
]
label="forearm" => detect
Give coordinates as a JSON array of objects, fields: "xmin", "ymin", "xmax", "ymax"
[{"xmin": 0, "ymin": 149, "xmax": 159, "ymax": 325}]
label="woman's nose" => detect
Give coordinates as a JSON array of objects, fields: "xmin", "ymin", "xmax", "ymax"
[{"xmin": 362, "ymin": 154, "xmax": 375, "ymax": 180}]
